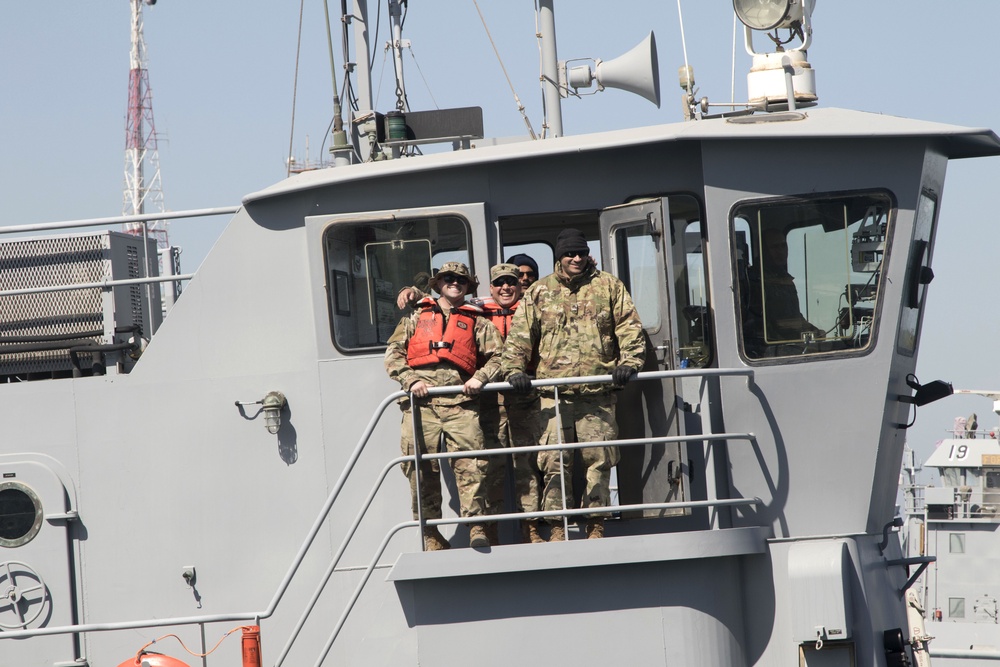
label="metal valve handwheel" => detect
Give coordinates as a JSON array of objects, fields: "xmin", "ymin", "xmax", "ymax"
[{"xmin": 0, "ymin": 560, "xmax": 48, "ymax": 629}]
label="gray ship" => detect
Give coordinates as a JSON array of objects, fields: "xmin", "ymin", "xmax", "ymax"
[
  {"xmin": 2, "ymin": 2, "xmax": 998, "ymax": 666},
  {"xmin": 902, "ymin": 393, "xmax": 1000, "ymax": 664}
]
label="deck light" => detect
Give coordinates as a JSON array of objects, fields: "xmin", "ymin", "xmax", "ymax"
[
  {"xmin": 733, "ymin": 0, "xmax": 802, "ymax": 32},
  {"xmin": 235, "ymin": 391, "xmax": 287, "ymax": 434},
  {"xmin": 734, "ymin": 0, "xmax": 817, "ymax": 110},
  {"xmin": 262, "ymin": 391, "xmax": 286, "ymax": 434}
]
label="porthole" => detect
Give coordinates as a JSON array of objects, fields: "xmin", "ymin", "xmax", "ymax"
[{"xmin": 0, "ymin": 482, "xmax": 43, "ymax": 548}]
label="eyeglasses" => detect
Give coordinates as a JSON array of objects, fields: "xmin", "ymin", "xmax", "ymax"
[
  {"xmin": 440, "ymin": 274, "xmax": 469, "ymax": 286},
  {"xmin": 491, "ymin": 277, "xmax": 517, "ymax": 287},
  {"xmin": 518, "ymin": 271, "xmax": 536, "ymax": 279}
]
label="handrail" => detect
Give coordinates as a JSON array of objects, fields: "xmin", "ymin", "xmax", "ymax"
[
  {"xmin": 274, "ymin": 432, "xmax": 759, "ymax": 666},
  {"xmin": 0, "ymin": 273, "xmax": 197, "ymax": 299},
  {"xmin": 312, "ymin": 499, "xmax": 762, "ymax": 667},
  {"xmin": 0, "ymin": 389, "xmax": 409, "ymax": 640},
  {"xmin": 0, "ymin": 368, "xmax": 756, "ymax": 651},
  {"xmin": 0, "ymin": 206, "xmax": 240, "ymax": 235},
  {"xmin": 278, "ymin": 369, "xmax": 756, "ymax": 665}
]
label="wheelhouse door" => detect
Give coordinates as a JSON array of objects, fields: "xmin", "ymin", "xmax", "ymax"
[{"xmin": 599, "ymin": 196, "xmax": 710, "ymax": 517}]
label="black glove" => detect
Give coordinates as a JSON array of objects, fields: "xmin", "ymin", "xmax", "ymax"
[
  {"xmin": 612, "ymin": 365, "xmax": 637, "ymax": 387},
  {"xmin": 508, "ymin": 372, "xmax": 533, "ymax": 394}
]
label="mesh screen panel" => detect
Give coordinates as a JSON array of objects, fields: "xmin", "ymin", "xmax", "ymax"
[{"xmin": 0, "ymin": 232, "xmax": 156, "ymax": 377}]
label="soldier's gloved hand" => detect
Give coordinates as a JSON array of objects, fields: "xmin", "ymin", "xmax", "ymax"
[
  {"xmin": 612, "ymin": 365, "xmax": 637, "ymax": 387},
  {"xmin": 508, "ymin": 372, "xmax": 533, "ymax": 394}
]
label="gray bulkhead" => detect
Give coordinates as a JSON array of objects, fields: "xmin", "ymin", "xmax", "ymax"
[{"xmin": 2, "ymin": 108, "xmax": 998, "ymax": 666}]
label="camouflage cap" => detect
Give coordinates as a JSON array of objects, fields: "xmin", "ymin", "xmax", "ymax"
[
  {"xmin": 489, "ymin": 263, "xmax": 519, "ymax": 283},
  {"xmin": 431, "ymin": 261, "xmax": 479, "ymax": 291}
]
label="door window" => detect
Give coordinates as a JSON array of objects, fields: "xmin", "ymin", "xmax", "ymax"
[{"xmin": 609, "ymin": 195, "xmax": 711, "ymax": 368}]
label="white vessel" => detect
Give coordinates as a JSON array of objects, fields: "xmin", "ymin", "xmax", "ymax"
[{"xmin": 2, "ymin": 2, "xmax": 998, "ymax": 666}]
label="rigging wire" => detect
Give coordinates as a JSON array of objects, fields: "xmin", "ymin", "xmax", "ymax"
[
  {"xmin": 341, "ymin": 0, "xmax": 360, "ymax": 113},
  {"xmin": 374, "ymin": 46, "xmax": 390, "ymax": 110},
  {"xmin": 406, "ymin": 44, "xmax": 440, "ymax": 109},
  {"xmin": 369, "ymin": 0, "xmax": 382, "ymax": 71},
  {"xmin": 475, "ymin": 0, "xmax": 537, "ymax": 140},
  {"xmin": 286, "ymin": 0, "xmax": 307, "ymax": 177}
]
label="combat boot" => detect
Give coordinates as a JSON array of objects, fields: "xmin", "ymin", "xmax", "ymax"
[
  {"xmin": 469, "ymin": 523, "xmax": 490, "ymax": 548},
  {"xmin": 485, "ymin": 522, "xmax": 499, "ymax": 545},
  {"xmin": 422, "ymin": 527, "xmax": 450, "ymax": 551},
  {"xmin": 586, "ymin": 518, "xmax": 604, "ymax": 539},
  {"xmin": 521, "ymin": 520, "xmax": 544, "ymax": 544},
  {"xmin": 548, "ymin": 523, "xmax": 566, "ymax": 542}
]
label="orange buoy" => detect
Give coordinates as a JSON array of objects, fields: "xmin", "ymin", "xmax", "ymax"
[
  {"xmin": 241, "ymin": 625, "xmax": 262, "ymax": 667},
  {"xmin": 116, "ymin": 652, "xmax": 191, "ymax": 667}
]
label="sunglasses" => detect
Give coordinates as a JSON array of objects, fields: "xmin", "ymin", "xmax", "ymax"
[
  {"xmin": 491, "ymin": 277, "xmax": 517, "ymax": 287},
  {"xmin": 518, "ymin": 271, "xmax": 537, "ymax": 278},
  {"xmin": 561, "ymin": 251, "xmax": 587, "ymax": 259},
  {"xmin": 440, "ymin": 274, "xmax": 469, "ymax": 286}
]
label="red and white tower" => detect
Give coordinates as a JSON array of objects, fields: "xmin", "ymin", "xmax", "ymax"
[{"xmin": 122, "ymin": 0, "xmax": 167, "ymax": 249}]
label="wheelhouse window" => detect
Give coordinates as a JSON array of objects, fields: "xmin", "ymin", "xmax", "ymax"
[
  {"xmin": 733, "ymin": 192, "xmax": 893, "ymax": 360},
  {"xmin": 323, "ymin": 215, "xmax": 471, "ymax": 351},
  {"xmin": 897, "ymin": 191, "xmax": 937, "ymax": 355}
]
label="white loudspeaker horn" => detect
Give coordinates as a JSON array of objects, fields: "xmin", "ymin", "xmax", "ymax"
[{"xmin": 596, "ymin": 32, "xmax": 660, "ymax": 108}]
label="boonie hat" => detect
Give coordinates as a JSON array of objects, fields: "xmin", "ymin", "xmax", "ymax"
[
  {"xmin": 431, "ymin": 261, "xmax": 479, "ymax": 291},
  {"xmin": 489, "ymin": 263, "xmax": 520, "ymax": 283}
]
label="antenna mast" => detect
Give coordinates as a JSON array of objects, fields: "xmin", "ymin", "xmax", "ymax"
[{"xmin": 123, "ymin": 0, "xmax": 167, "ymax": 249}]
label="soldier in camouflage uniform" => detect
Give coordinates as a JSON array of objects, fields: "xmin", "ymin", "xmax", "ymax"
[
  {"xmin": 385, "ymin": 262, "xmax": 503, "ymax": 550},
  {"xmin": 502, "ymin": 229, "xmax": 645, "ymax": 541},
  {"xmin": 475, "ymin": 263, "xmax": 546, "ymax": 544},
  {"xmin": 396, "ymin": 261, "xmax": 546, "ymax": 544}
]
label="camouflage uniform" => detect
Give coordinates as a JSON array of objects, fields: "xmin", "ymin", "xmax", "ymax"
[
  {"xmin": 480, "ymin": 392, "xmax": 544, "ymax": 516},
  {"xmin": 475, "ymin": 290, "xmax": 545, "ymax": 518},
  {"xmin": 385, "ymin": 301, "xmax": 502, "ymax": 521},
  {"xmin": 501, "ymin": 258, "xmax": 645, "ymax": 520}
]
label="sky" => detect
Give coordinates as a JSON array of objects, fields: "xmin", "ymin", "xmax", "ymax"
[{"xmin": 1, "ymin": 1, "xmax": 998, "ymax": 472}]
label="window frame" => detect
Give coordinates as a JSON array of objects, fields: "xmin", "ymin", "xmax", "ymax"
[
  {"xmin": 731, "ymin": 189, "xmax": 896, "ymax": 365},
  {"xmin": 317, "ymin": 207, "xmax": 480, "ymax": 355},
  {"xmin": 0, "ymin": 481, "xmax": 44, "ymax": 548}
]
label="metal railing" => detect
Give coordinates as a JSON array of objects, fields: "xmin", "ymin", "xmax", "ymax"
[
  {"xmin": 0, "ymin": 206, "xmax": 239, "ymax": 236},
  {"xmin": 286, "ymin": 369, "xmax": 758, "ymax": 666},
  {"xmin": 0, "ymin": 206, "xmax": 239, "ymax": 337},
  {"xmin": 1, "ymin": 368, "xmax": 761, "ymax": 667}
]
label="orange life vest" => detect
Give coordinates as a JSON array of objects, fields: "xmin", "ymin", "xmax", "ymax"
[
  {"xmin": 406, "ymin": 298, "xmax": 481, "ymax": 375},
  {"xmin": 479, "ymin": 298, "xmax": 518, "ymax": 339},
  {"xmin": 477, "ymin": 296, "xmax": 537, "ymax": 374}
]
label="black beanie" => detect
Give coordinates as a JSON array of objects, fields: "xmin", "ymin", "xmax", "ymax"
[
  {"xmin": 505, "ymin": 253, "xmax": 539, "ymax": 277},
  {"xmin": 554, "ymin": 228, "xmax": 590, "ymax": 258}
]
